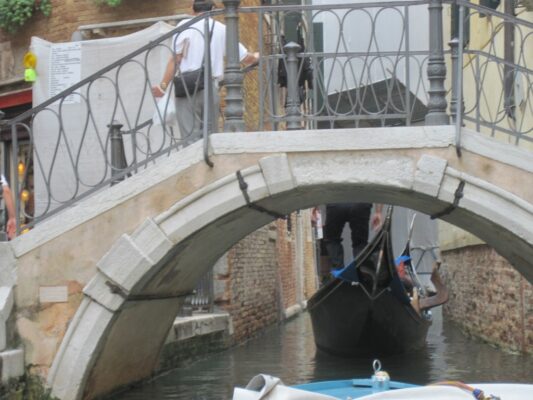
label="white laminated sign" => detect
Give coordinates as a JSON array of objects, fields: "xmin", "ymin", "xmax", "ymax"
[{"xmin": 49, "ymin": 42, "xmax": 82, "ymax": 104}]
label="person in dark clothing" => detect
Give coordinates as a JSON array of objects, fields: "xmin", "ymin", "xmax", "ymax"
[
  {"xmin": 277, "ymin": 28, "xmax": 313, "ymax": 104},
  {"xmin": 323, "ymin": 203, "xmax": 383, "ymax": 269}
]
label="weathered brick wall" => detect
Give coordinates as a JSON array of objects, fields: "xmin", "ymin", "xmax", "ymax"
[
  {"xmin": 276, "ymin": 215, "xmax": 297, "ymax": 310},
  {"xmin": 441, "ymin": 244, "xmax": 533, "ymax": 354},
  {"xmin": 220, "ymin": 224, "xmax": 281, "ymax": 343},
  {"xmin": 213, "ymin": 211, "xmax": 319, "ymax": 344},
  {"xmin": 302, "ymin": 210, "xmax": 318, "ymax": 300}
]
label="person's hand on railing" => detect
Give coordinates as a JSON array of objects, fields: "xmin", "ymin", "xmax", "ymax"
[
  {"xmin": 6, "ymin": 217, "xmax": 16, "ymax": 240},
  {"xmin": 151, "ymin": 84, "xmax": 166, "ymax": 98},
  {"xmin": 242, "ymin": 51, "xmax": 260, "ymax": 68}
]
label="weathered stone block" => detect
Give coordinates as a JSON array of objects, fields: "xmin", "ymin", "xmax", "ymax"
[
  {"xmin": 0, "ymin": 348, "xmax": 24, "ymax": 383},
  {"xmin": 83, "ymin": 273, "xmax": 126, "ymax": 312},
  {"xmin": 259, "ymin": 154, "xmax": 295, "ymax": 195},
  {"xmin": 130, "ymin": 218, "xmax": 173, "ymax": 263},
  {"xmin": 97, "ymin": 235, "xmax": 153, "ymax": 294},
  {"xmin": 0, "ymin": 287, "xmax": 13, "ymax": 322}
]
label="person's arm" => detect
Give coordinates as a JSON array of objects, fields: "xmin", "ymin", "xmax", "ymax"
[
  {"xmin": 151, "ymin": 53, "xmax": 183, "ymax": 98},
  {"xmin": 241, "ymin": 51, "xmax": 260, "ymax": 67},
  {"xmin": 371, "ymin": 204, "xmax": 383, "ymax": 231},
  {"xmin": 2, "ymin": 184, "xmax": 16, "ymax": 240}
]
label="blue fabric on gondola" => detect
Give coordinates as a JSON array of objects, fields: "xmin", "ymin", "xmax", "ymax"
[
  {"xmin": 390, "ymin": 254, "xmax": 411, "ymax": 305},
  {"xmin": 331, "ymin": 259, "xmax": 360, "ymax": 283},
  {"xmin": 395, "ymin": 255, "xmax": 411, "ymax": 264}
]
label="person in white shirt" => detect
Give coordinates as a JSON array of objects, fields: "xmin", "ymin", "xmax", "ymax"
[
  {"xmin": 152, "ymin": 0, "xmax": 259, "ymax": 142},
  {"xmin": 1, "ymin": 174, "xmax": 16, "ymax": 240}
]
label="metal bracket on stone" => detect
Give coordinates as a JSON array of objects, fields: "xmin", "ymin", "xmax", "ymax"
[
  {"xmin": 430, "ymin": 179, "xmax": 465, "ymax": 220},
  {"xmin": 236, "ymin": 170, "xmax": 286, "ymax": 220},
  {"xmin": 127, "ymin": 292, "xmax": 194, "ymax": 301},
  {"xmin": 105, "ymin": 280, "xmax": 127, "ymax": 298},
  {"xmin": 105, "ymin": 280, "xmax": 192, "ymax": 301}
]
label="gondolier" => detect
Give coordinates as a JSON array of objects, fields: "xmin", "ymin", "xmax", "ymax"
[{"xmin": 323, "ymin": 203, "xmax": 383, "ymax": 269}]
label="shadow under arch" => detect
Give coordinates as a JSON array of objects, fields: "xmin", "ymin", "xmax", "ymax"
[{"xmin": 46, "ymin": 127, "xmax": 532, "ymax": 400}]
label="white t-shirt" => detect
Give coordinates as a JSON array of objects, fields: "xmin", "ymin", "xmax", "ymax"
[
  {"xmin": 173, "ymin": 18, "xmax": 248, "ymax": 80},
  {"xmin": 0, "ymin": 174, "xmax": 7, "ymax": 187}
]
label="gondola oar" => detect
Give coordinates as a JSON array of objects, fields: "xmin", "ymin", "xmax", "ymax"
[{"xmin": 419, "ymin": 261, "xmax": 449, "ymax": 311}]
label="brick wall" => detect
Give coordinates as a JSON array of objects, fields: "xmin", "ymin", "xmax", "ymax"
[
  {"xmin": 441, "ymin": 244, "xmax": 533, "ymax": 354},
  {"xmin": 302, "ymin": 210, "xmax": 318, "ymax": 299},
  {"xmin": 216, "ymin": 224, "xmax": 281, "ymax": 343},
  {"xmin": 276, "ymin": 215, "xmax": 298, "ymax": 310},
  {"xmin": 213, "ymin": 212, "xmax": 319, "ymax": 344}
]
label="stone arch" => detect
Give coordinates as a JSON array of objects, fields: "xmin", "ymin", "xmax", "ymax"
[{"xmin": 44, "ymin": 127, "xmax": 532, "ymax": 399}]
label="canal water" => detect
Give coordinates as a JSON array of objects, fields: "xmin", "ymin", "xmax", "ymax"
[{"xmin": 113, "ymin": 309, "xmax": 532, "ymax": 399}]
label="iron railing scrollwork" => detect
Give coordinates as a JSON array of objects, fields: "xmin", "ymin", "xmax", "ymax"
[{"xmin": 2, "ymin": 0, "xmax": 531, "ymax": 234}]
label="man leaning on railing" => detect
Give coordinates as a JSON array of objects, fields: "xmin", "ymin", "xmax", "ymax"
[
  {"xmin": 1, "ymin": 174, "xmax": 16, "ymax": 241},
  {"xmin": 151, "ymin": 0, "xmax": 259, "ymax": 141}
]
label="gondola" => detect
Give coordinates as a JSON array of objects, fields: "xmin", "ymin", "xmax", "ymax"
[{"xmin": 307, "ymin": 208, "xmax": 448, "ymax": 357}]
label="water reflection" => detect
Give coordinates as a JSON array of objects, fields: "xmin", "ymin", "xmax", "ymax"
[{"xmin": 113, "ymin": 310, "xmax": 532, "ymax": 399}]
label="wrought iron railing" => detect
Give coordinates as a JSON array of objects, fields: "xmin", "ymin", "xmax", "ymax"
[
  {"xmin": 5, "ymin": 10, "xmax": 224, "ymax": 231},
  {"xmin": 2, "ymin": 0, "xmax": 532, "ymax": 233},
  {"xmin": 247, "ymin": 1, "xmax": 434, "ymax": 130},
  {"xmin": 449, "ymin": 0, "xmax": 533, "ymax": 148}
]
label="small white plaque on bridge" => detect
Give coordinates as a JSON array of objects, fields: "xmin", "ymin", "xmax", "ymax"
[{"xmin": 39, "ymin": 286, "xmax": 68, "ymax": 303}]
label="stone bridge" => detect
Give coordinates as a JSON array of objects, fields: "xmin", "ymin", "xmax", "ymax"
[{"xmin": 0, "ymin": 125, "xmax": 532, "ymax": 399}]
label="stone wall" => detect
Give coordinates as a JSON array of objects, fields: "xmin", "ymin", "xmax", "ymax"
[{"xmin": 441, "ymin": 244, "xmax": 533, "ymax": 354}]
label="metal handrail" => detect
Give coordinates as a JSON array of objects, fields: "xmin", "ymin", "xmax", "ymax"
[
  {"xmin": 7, "ymin": 9, "xmax": 224, "ymax": 125},
  {"xmin": 447, "ymin": 0, "xmax": 533, "ymax": 146}
]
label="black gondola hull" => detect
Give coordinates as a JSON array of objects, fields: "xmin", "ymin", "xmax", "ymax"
[{"xmin": 308, "ymin": 279, "xmax": 431, "ymax": 357}]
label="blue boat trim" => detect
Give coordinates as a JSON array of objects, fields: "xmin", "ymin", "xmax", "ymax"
[{"xmin": 293, "ymin": 379, "xmax": 418, "ymax": 398}]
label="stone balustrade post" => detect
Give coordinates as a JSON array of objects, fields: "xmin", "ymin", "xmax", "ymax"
[
  {"xmin": 223, "ymin": 0, "xmax": 245, "ymax": 132},
  {"xmin": 108, "ymin": 122, "xmax": 127, "ymax": 186},
  {"xmin": 425, "ymin": 0, "xmax": 449, "ymax": 125},
  {"xmin": 284, "ymin": 42, "xmax": 302, "ymax": 130},
  {"xmin": 448, "ymin": 37, "xmax": 464, "ymax": 122}
]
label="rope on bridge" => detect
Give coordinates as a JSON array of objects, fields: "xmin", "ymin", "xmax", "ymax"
[
  {"xmin": 430, "ymin": 180, "xmax": 466, "ymax": 220},
  {"xmin": 236, "ymin": 170, "xmax": 286, "ymax": 220}
]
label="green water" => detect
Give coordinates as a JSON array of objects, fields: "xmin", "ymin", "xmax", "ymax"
[{"xmin": 112, "ymin": 310, "xmax": 532, "ymax": 399}]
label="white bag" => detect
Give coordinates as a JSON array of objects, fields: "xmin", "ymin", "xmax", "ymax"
[
  {"xmin": 232, "ymin": 374, "xmax": 337, "ymax": 400},
  {"xmin": 152, "ymin": 87, "xmax": 177, "ymax": 126}
]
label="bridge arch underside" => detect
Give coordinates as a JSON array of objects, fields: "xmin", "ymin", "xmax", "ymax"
[{"xmin": 47, "ymin": 134, "xmax": 532, "ymax": 400}]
